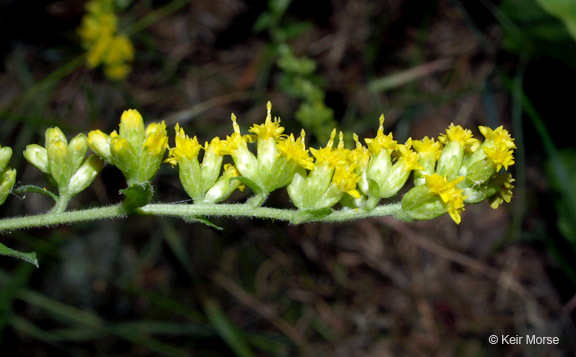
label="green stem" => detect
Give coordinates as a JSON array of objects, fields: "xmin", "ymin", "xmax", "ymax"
[
  {"xmin": 0, "ymin": 203, "xmax": 404, "ymax": 232},
  {"xmin": 50, "ymin": 195, "xmax": 71, "ymax": 214}
]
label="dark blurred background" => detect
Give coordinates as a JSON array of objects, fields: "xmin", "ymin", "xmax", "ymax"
[{"xmin": 1, "ymin": 0, "xmax": 576, "ymax": 355}]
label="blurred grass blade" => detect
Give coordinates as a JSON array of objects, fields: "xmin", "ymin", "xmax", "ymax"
[
  {"xmin": 368, "ymin": 59, "xmax": 452, "ymax": 92},
  {"xmin": 536, "ymin": 0, "xmax": 576, "ymax": 42},
  {"xmin": 203, "ymin": 298, "xmax": 256, "ymax": 357},
  {"xmin": 0, "ymin": 242, "xmax": 38, "ymax": 267}
]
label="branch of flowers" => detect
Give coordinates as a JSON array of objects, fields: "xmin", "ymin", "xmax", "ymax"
[
  {"xmin": 0, "ymin": 202, "xmax": 405, "ymax": 232},
  {"xmin": 136, "ymin": 202, "xmax": 405, "ymax": 224}
]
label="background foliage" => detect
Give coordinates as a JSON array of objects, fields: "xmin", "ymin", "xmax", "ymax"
[{"xmin": 1, "ymin": 0, "xmax": 575, "ymax": 355}]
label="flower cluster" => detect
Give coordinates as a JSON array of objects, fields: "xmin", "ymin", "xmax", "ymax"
[
  {"xmin": 24, "ymin": 128, "xmax": 104, "ymax": 202},
  {"xmin": 78, "ymin": 0, "xmax": 134, "ymax": 80},
  {"xmin": 87, "ymin": 109, "xmax": 168, "ymax": 186},
  {"xmin": 1, "ymin": 104, "xmax": 515, "ymax": 226},
  {"xmin": 166, "ymin": 103, "xmax": 515, "ymax": 223}
]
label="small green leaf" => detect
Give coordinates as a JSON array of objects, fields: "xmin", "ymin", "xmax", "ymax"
[
  {"xmin": 183, "ymin": 216, "xmax": 224, "ymax": 231},
  {"xmin": 293, "ymin": 208, "xmax": 334, "ymax": 223},
  {"xmin": 0, "ymin": 242, "xmax": 38, "ymax": 267},
  {"xmin": 120, "ymin": 182, "xmax": 153, "ymax": 212},
  {"xmin": 12, "ymin": 185, "xmax": 58, "ymax": 202}
]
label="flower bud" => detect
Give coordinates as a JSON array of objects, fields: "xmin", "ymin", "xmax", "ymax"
[
  {"xmin": 110, "ymin": 136, "xmax": 137, "ymax": 182},
  {"xmin": 69, "ymin": 134, "xmax": 88, "ymax": 173},
  {"xmin": 119, "ymin": 109, "xmax": 145, "ymax": 151},
  {"xmin": 87, "ymin": 130, "xmax": 113, "ymax": 162},
  {"xmin": 23, "ymin": 144, "xmax": 50, "ymax": 174},
  {"xmin": 0, "ymin": 146, "xmax": 12, "ymax": 173},
  {"xmin": 138, "ymin": 121, "xmax": 168, "ymax": 182},
  {"xmin": 203, "ymin": 164, "xmax": 244, "ymax": 203},
  {"xmin": 47, "ymin": 139, "xmax": 71, "ymax": 189},
  {"xmin": 68, "ymin": 155, "xmax": 104, "ymax": 196},
  {"xmin": 0, "ymin": 168, "xmax": 16, "ymax": 205},
  {"xmin": 45, "ymin": 127, "xmax": 68, "ymax": 147}
]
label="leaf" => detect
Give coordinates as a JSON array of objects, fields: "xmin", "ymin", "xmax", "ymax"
[
  {"xmin": 0, "ymin": 242, "xmax": 38, "ymax": 267},
  {"xmin": 120, "ymin": 182, "xmax": 154, "ymax": 212},
  {"xmin": 293, "ymin": 208, "xmax": 334, "ymax": 223},
  {"xmin": 183, "ymin": 216, "xmax": 224, "ymax": 231},
  {"xmin": 12, "ymin": 185, "xmax": 58, "ymax": 202},
  {"xmin": 203, "ymin": 298, "xmax": 255, "ymax": 357}
]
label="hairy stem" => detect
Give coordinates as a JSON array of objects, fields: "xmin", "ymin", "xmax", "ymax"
[{"xmin": 0, "ymin": 202, "xmax": 404, "ymax": 232}]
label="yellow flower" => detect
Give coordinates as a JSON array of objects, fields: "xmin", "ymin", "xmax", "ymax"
[
  {"xmin": 489, "ymin": 173, "xmax": 515, "ymax": 209},
  {"xmin": 483, "ymin": 145, "xmax": 515, "ymax": 171},
  {"xmin": 218, "ymin": 114, "xmax": 256, "ymax": 155},
  {"xmin": 276, "ymin": 130, "xmax": 314, "ymax": 170},
  {"xmin": 332, "ymin": 164, "xmax": 361, "ymax": 199},
  {"xmin": 349, "ymin": 133, "xmax": 370, "ymax": 170},
  {"xmin": 364, "ymin": 114, "xmax": 397, "ymax": 155},
  {"xmin": 425, "ymin": 174, "xmax": 467, "ymax": 224},
  {"xmin": 310, "ymin": 129, "xmax": 348, "ymax": 168},
  {"xmin": 78, "ymin": 0, "xmax": 134, "ymax": 80},
  {"xmin": 412, "ymin": 136, "xmax": 443, "ymax": 159},
  {"xmin": 439, "ymin": 123, "xmax": 480, "ymax": 151},
  {"xmin": 249, "ymin": 101, "xmax": 286, "ymax": 140},
  {"xmin": 394, "ymin": 139, "xmax": 423, "ymax": 171},
  {"xmin": 479, "ymin": 126, "xmax": 516, "ymax": 150}
]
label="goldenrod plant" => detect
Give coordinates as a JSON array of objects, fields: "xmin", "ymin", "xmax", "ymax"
[
  {"xmin": 0, "ymin": 103, "xmax": 515, "ymax": 266},
  {"xmin": 78, "ymin": 0, "xmax": 135, "ymax": 80}
]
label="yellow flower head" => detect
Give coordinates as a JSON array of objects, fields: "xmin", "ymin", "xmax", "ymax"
[
  {"xmin": 489, "ymin": 173, "xmax": 515, "ymax": 209},
  {"xmin": 413, "ymin": 136, "xmax": 443, "ymax": 159},
  {"xmin": 332, "ymin": 164, "xmax": 361, "ymax": 199},
  {"xmin": 143, "ymin": 121, "xmax": 168, "ymax": 155},
  {"xmin": 276, "ymin": 130, "xmax": 314, "ymax": 170},
  {"xmin": 249, "ymin": 102, "xmax": 286, "ymax": 140},
  {"xmin": 165, "ymin": 124, "xmax": 203, "ymax": 166},
  {"xmin": 364, "ymin": 114, "xmax": 397, "ymax": 155},
  {"xmin": 394, "ymin": 139, "xmax": 423, "ymax": 171},
  {"xmin": 205, "ymin": 136, "xmax": 225, "ymax": 154},
  {"xmin": 446, "ymin": 189, "xmax": 466, "ymax": 225},
  {"xmin": 479, "ymin": 126, "xmax": 516, "ymax": 150},
  {"xmin": 310, "ymin": 129, "xmax": 348, "ymax": 168},
  {"xmin": 349, "ymin": 133, "xmax": 370, "ymax": 169},
  {"xmin": 78, "ymin": 0, "xmax": 134, "ymax": 80},
  {"xmin": 439, "ymin": 123, "xmax": 480, "ymax": 151},
  {"xmin": 425, "ymin": 174, "xmax": 467, "ymax": 224},
  {"xmin": 483, "ymin": 146, "xmax": 515, "ymax": 171},
  {"xmin": 219, "ymin": 114, "xmax": 257, "ymax": 155}
]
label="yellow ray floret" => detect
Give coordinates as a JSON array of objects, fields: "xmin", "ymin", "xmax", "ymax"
[
  {"xmin": 310, "ymin": 129, "xmax": 347, "ymax": 168},
  {"xmin": 394, "ymin": 139, "xmax": 423, "ymax": 171},
  {"xmin": 249, "ymin": 102, "xmax": 286, "ymax": 140},
  {"xmin": 349, "ymin": 133, "xmax": 370, "ymax": 169},
  {"xmin": 219, "ymin": 114, "xmax": 256, "ymax": 155},
  {"xmin": 364, "ymin": 114, "xmax": 397, "ymax": 155},
  {"xmin": 413, "ymin": 136, "xmax": 443, "ymax": 159},
  {"xmin": 277, "ymin": 130, "xmax": 314, "ymax": 170},
  {"xmin": 479, "ymin": 126, "xmax": 516, "ymax": 149},
  {"xmin": 165, "ymin": 124, "xmax": 202, "ymax": 166},
  {"xmin": 489, "ymin": 173, "xmax": 515, "ymax": 209},
  {"xmin": 483, "ymin": 146, "xmax": 515, "ymax": 171},
  {"xmin": 425, "ymin": 174, "xmax": 467, "ymax": 224},
  {"xmin": 439, "ymin": 123, "xmax": 480, "ymax": 151},
  {"xmin": 332, "ymin": 164, "xmax": 361, "ymax": 199}
]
